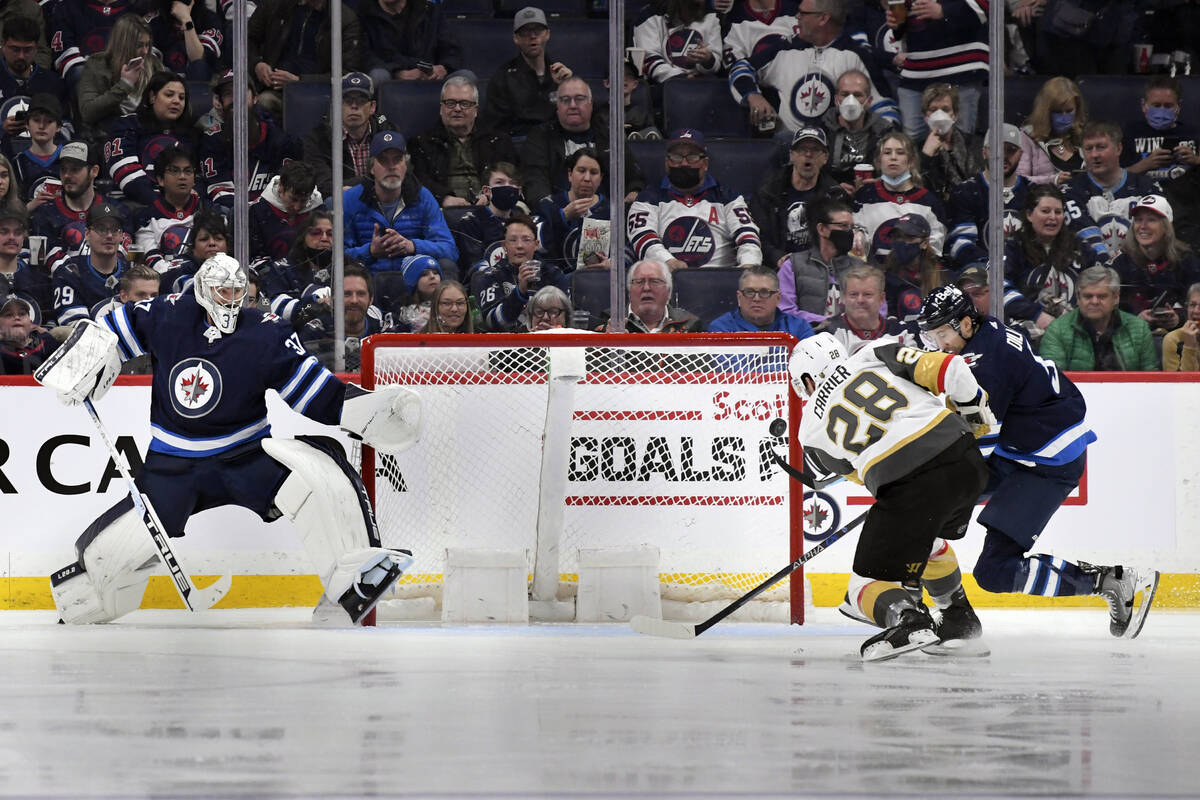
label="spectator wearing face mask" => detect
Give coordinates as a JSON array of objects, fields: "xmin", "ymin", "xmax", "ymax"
[
  {"xmin": 1019, "ymin": 76, "xmax": 1088, "ymax": 188},
  {"xmin": 917, "ymin": 83, "xmax": 982, "ymax": 204},
  {"xmin": 778, "ymin": 194, "xmax": 867, "ymax": 323},
  {"xmin": 444, "ymin": 161, "xmax": 531, "ymax": 282},
  {"xmin": 820, "ymin": 69, "xmax": 897, "ymax": 189},
  {"xmin": 1122, "ymin": 76, "xmax": 1200, "ymax": 184}
]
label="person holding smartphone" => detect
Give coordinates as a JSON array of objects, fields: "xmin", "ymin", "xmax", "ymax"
[{"xmin": 1122, "ymin": 75, "xmax": 1200, "ymax": 183}]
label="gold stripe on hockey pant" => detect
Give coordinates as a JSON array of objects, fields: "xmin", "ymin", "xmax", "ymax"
[
  {"xmin": 921, "ymin": 540, "xmax": 964, "ymax": 605},
  {"xmin": 857, "ymin": 580, "xmax": 914, "ymax": 628}
]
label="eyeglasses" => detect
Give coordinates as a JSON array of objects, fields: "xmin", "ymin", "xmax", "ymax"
[
  {"xmin": 438, "ymin": 299, "xmax": 468, "ymax": 309},
  {"xmin": 441, "ymin": 99, "xmax": 478, "ymax": 110},
  {"xmin": 164, "ymin": 165, "xmax": 194, "ymax": 176},
  {"xmin": 557, "ymin": 94, "xmax": 590, "ymax": 107},
  {"xmin": 308, "ymin": 228, "xmax": 335, "ymax": 239},
  {"xmin": 505, "ymin": 236, "xmax": 537, "ymax": 245},
  {"xmin": 532, "ymin": 307, "xmax": 566, "ymax": 319},
  {"xmin": 666, "ymin": 153, "xmax": 706, "ymax": 166},
  {"xmin": 90, "ymin": 225, "xmax": 122, "ymax": 236},
  {"xmin": 630, "ymin": 277, "xmax": 667, "ymax": 288},
  {"xmin": 739, "ymin": 288, "xmax": 779, "ymax": 299}
]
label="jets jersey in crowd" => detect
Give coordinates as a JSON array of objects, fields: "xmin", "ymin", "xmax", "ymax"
[
  {"xmin": 132, "ymin": 193, "xmax": 205, "ymax": 272},
  {"xmin": 629, "ymin": 175, "xmax": 762, "ymax": 268},
  {"xmin": 198, "ymin": 112, "xmax": 300, "ymax": 207},
  {"xmin": 632, "ymin": 10, "xmax": 723, "ymax": 82},
  {"xmin": 799, "ymin": 340, "xmax": 979, "ymax": 494},
  {"xmin": 722, "ymin": 0, "xmax": 797, "ymax": 76},
  {"xmin": 99, "ymin": 291, "xmax": 344, "ymax": 457},
  {"xmin": 945, "ymin": 173, "xmax": 1028, "ymax": 269},
  {"xmin": 1120, "ymin": 118, "xmax": 1200, "ymax": 183},
  {"xmin": 49, "ymin": 0, "xmax": 130, "ymax": 78},
  {"xmin": 957, "ymin": 316, "xmax": 1095, "ymax": 465},
  {"xmin": 852, "ymin": 182, "xmax": 948, "ymax": 256},
  {"xmin": 52, "ymin": 254, "xmax": 127, "ymax": 325},
  {"xmin": 102, "ymin": 113, "xmax": 192, "ymax": 206},
  {"xmin": 31, "ymin": 194, "xmax": 131, "ymax": 274},
  {"xmin": 1063, "ymin": 170, "xmax": 1159, "ymax": 261}
]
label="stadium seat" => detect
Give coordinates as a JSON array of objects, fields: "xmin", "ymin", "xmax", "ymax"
[
  {"xmin": 663, "ymin": 78, "xmax": 749, "ymax": 139},
  {"xmin": 672, "ymin": 268, "xmax": 741, "ymax": 329},
  {"xmin": 282, "ymin": 81, "xmax": 333, "ymax": 140},
  {"xmin": 630, "ymin": 139, "xmax": 665, "ymax": 191},
  {"xmin": 188, "ymin": 80, "xmax": 213, "ymax": 118},
  {"xmin": 1003, "ymin": 75, "xmax": 1044, "ymax": 126},
  {"xmin": 377, "ymin": 81, "xmax": 448, "ymax": 140},
  {"xmin": 444, "ymin": 0, "xmax": 495, "ymax": 17},
  {"xmin": 1077, "ymin": 75, "xmax": 1147, "ymax": 130},
  {"xmin": 570, "ymin": 268, "xmax": 612, "ymax": 325}
]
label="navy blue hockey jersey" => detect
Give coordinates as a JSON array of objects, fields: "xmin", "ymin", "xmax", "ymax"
[
  {"xmin": 945, "ymin": 173, "xmax": 1028, "ymax": 269},
  {"xmin": 49, "ymin": 0, "xmax": 130, "ymax": 77},
  {"xmin": 103, "ymin": 113, "xmax": 195, "ymax": 206},
  {"xmin": 197, "ymin": 113, "xmax": 299, "ymax": 207},
  {"xmin": 51, "ymin": 253, "xmax": 126, "ymax": 324},
  {"xmin": 30, "ymin": 193, "xmax": 131, "ymax": 274},
  {"xmin": 961, "ymin": 317, "xmax": 1096, "ymax": 465},
  {"xmin": 99, "ymin": 292, "xmax": 345, "ymax": 457}
]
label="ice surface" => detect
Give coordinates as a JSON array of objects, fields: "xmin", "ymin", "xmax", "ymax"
[{"xmin": 0, "ymin": 608, "xmax": 1197, "ymax": 799}]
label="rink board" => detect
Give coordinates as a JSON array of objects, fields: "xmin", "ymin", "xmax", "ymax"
[{"xmin": 0, "ymin": 374, "xmax": 1198, "ymax": 610}]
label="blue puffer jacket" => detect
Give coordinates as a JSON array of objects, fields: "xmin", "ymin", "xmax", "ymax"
[{"xmin": 343, "ymin": 175, "xmax": 458, "ymax": 273}]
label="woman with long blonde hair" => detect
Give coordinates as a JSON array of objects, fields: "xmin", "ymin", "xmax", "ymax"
[
  {"xmin": 853, "ymin": 131, "xmax": 948, "ymax": 257},
  {"xmin": 1020, "ymin": 76, "xmax": 1088, "ymax": 187},
  {"xmin": 75, "ymin": 14, "xmax": 164, "ymax": 132},
  {"xmin": 422, "ymin": 280, "xmax": 474, "ymax": 333}
]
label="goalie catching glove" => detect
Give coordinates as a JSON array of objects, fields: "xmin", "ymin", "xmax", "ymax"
[
  {"xmin": 34, "ymin": 319, "xmax": 122, "ymax": 406},
  {"xmin": 339, "ymin": 383, "xmax": 422, "ymax": 454},
  {"xmin": 950, "ymin": 388, "xmax": 997, "ymax": 437}
]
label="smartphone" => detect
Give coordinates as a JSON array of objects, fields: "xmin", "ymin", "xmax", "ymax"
[
  {"xmin": 127, "ymin": 56, "xmax": 143, "ymax": 68},
  {"xmin": 1161, "ymin": 136, "xmax": 1181, "ymax": 150}
]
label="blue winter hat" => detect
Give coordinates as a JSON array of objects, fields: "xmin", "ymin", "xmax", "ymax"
[{"xmin": 402, "ymin": 255, "xmax": 441, "ymax": 292}]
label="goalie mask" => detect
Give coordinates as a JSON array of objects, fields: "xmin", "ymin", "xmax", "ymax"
[
  {"xmin": 788, "ymin": 332, "xmax": 845, "ymax": 397},
  {"xmin": 194, "ymin": 253, "xmax": 248, "ymax": 334}
]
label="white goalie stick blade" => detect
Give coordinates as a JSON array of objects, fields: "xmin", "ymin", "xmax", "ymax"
[
  {"xmin": 190, "ymin": 573, "xmax": 234, "ymax": 609},
  {"xmin": 923, "ymin": 638, "xmax": 991, "ymax": 658},
  {"xmin": 1124, "ymin": 570, "xmax": 1160, "ymax": 640},
  {"xmin": 630, "ymin": 615, "xmax": 699, "ymax": 639}
]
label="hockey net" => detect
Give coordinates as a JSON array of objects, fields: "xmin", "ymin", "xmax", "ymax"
[{"xmin": 359, "ymin": 332, "xmax": 806, "ymax": 623}]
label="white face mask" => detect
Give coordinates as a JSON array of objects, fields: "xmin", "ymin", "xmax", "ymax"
[
  {"xmin": 927, "ymin": 109, "xmax": 955, "ymax": 135},
  {"xmin": 839, "ymin": 94, "xmax": 864, "ymax": 122}
]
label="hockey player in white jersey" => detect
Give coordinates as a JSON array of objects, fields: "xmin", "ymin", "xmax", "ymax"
[
  {"xmin": 39, "ymin": 254, "xmax": 421, "ymax": 625},
  {"xmin": 789, "ymin": 332, "xmax": 994, "ymax": 661},
  {"xmin": 628, "ymin": 128, "xmax": 763, "ymax": 269}
]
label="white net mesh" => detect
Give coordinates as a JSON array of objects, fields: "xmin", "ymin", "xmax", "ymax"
[{"xmin": 361, "ymin": 333, "xmax": 802, "ymax": 621}]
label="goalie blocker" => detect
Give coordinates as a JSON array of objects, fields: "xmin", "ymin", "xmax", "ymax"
[{"xmin": 43, "ymin": 254, "xmax": 423, "ymax": 624}]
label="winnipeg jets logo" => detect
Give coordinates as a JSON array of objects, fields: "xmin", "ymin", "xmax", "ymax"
[
  {"xmin": 664, "ymin": 217, "xmax": 715, "ymax": 267},
  {"xmin": 802, "ymin": 490, "xmax": 841, "ymax": 542},
  {"xmin": 790, "ymin": 73, "xmax": 835, "ymax": 122},
  {"xmin": 169, "ymin": 358, "xmax": 223, "ymax": 418}
]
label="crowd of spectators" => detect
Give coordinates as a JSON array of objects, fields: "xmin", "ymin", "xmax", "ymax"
[{"xmin": 4, "ymin": 0, "xmax": 1200, "ymax": 376}]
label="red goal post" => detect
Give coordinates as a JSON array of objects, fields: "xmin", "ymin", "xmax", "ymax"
[{"xmin": 359, "ymin": 332, "xmax": 807, "ymax": 623}]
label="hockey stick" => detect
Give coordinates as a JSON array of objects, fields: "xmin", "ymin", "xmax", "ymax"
[
  {"xmin": 82, "ymin": 398, "xmax": 232, "ymax": 611},
  {"xmin": 630, "ymin": 509, "xmax": 868, "ymax": 639}
]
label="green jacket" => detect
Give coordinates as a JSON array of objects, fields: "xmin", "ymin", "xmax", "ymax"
[{"xmin": 1040, "ymin": 308, "xmax": 1158, "ymax": 371}]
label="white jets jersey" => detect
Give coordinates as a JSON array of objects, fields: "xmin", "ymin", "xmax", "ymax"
[
  {"xmin": 628, "ymin": 177, "xmax": 763, "ymax": 269},
  {"xmin": 798, "ymin": 341, "xmax": 980, "ymax": 494},
  {"xmin": 759, "ymin": 45, "xmax": 878, "ymax": 132},
  {"xmin": 633, "ymin": 13, "xmax": 724, "ymax": 83},
  {"xmin": 724, "ymin": 12, "xmax": 797, "ymax": 66}
]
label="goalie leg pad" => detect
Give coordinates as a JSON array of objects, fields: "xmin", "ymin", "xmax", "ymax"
[
  {"xmin": 50, "ymin": 500, "xmax": 160, "ymax": 623},
  {"xmin": 263, "ymin": 436, "xmax": 384, "ymax": 592}
]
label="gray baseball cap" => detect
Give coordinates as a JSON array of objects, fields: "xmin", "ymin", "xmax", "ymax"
[{"xmin": 513, "ymin": 6, "xmax": 547, "ymax": 32}]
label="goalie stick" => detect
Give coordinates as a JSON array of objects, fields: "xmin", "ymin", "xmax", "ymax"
[
  {"xmin": 632, "ymin": 416, "xmax": 864, "ymax": 638},
  {"xmin": 82, "ymin": 398, "xmax": 233, "ymax": 611}
]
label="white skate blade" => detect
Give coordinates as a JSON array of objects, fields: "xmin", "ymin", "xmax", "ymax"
[
  {"xmin": 837, "ymin": 600, "xmax": 876, "ymax": 627},
  {"xmin": 1124, "ymin": 570, "xmax": 1160, "ymax": 640},
  {"xmin": 861, "ymin": 629, "xmax": 939, "ymax": 663},
  {"xmin": 923, "ymin": 638, "xmax": 991, "ymax": 657},
  {"xmin": 630, "ymin": 615, "xmax": 698, "ymax": 639}
]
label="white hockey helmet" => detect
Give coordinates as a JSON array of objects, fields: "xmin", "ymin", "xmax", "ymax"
[
  {"xmin": 788, "ymin": 332, "xmax": 845, "ymax": 397},
  {"xmin": 194, "ymin": 253, "xmax": 248, "ymax": 334}
]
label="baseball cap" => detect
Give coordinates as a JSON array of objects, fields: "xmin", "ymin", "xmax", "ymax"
[
  {"xmin": 513, "ymin": 6, "xmax": 547, "ymax": 32},
  {"xmin": 87, "ymin": 203, "xmax": 124, "ymax": 226},
  {"xmin": 370, "ymin": 131, "xmax": 406, "ymax": 157},
  {"xmin": 59, "ymin": 141, "xmax": 91, "ymax": 165},
  {"xmin": 27, "ymin": 93, "xmax": 62, "ymax": 122},
  {"xmin": 1131, "ymin": 194, "xmax": 1173, "ymax": 222},
  {"xmin": 984, "ymin": 123, "xmax": 1021, "ymax": 151},
  {"xmin": 0, "ymin": 293, "xmax": 37, "ymax": 321},
  {"xmin": 892, "ymin": 213, "xmax": 931, "ymax": 238},
  {"xmin": 791, "ymin": 126, "xmax": 828, "ymax": 149},
  {"xmin": 342, "ymin": 72, "xmax": 374, "ymax": 99},
  {"xmin": 667, "ymin": 128, "xmax": 706, "ymax": 152},
  {"xmin": 0, "ymin": 207, "xmax": 28, "ymax": 227},
  {"xmin": 955, "ymin": 264, "xmax": 989, "ymax": 290}
]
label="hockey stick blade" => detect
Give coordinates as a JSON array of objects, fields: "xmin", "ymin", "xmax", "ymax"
[
  {"xmin": 629, "ymin": 510, "xmax": 868, "ymax": 639},
  {"xmin": 630, "ymin": 615, "xmax": 698, "ymax": 639}
]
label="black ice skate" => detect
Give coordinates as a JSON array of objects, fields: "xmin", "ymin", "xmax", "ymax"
[
  {"xmin": 860, "ymin": 607, "xmax": 940, "ymax": 662},
  {"xmin": 338, "ymin": 549, "xmax": 413, "ymax": 624},
  {"xmin": 924, "ymin": 600, "xmax": 990, "ymax": 657},
  {"xmin": 1083, "ymin": 563, "xmax": 1161, "ymax": 639}
]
